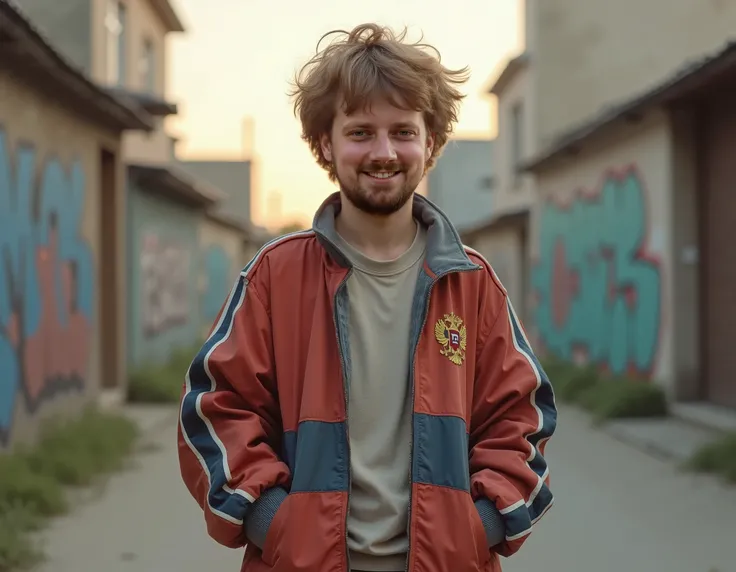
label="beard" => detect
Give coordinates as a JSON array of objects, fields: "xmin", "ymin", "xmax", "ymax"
[{"xmin": 335, "ymin": 160, "xmax": 422, "ymax": 216}]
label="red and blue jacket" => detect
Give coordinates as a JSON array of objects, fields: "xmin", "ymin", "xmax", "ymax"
[{"xmin": 178, "ymin": 192, "xmax": 557, "ymax": 572}]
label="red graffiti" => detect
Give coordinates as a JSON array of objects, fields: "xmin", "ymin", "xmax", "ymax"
[
  {"xmin": 550, "ymin": 239, "xmax": 578, "ymax": 328},
  {"xmin": 6, "ymin": 226, "xmax": 90, "ymax": 405},
  {"xmin": 531, "ymin": 165, "xmax": 663, "ymax": 377}
]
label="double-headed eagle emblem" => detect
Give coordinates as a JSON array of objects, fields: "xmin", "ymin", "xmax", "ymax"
[{"xmin": 434, "ymin": 312, "xmax": 467, "ymax": 366}]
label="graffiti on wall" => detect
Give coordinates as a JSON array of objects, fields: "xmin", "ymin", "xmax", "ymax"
[
  {"xmin": 0, "ymin": 129, "xmax": 94, "ymax": 443},
  {"xmin": 531, "ymin": 165, "xmax": 662, "ymax": 377},
  {"xmin": 140, "ymin": 234, "xmax": 190, "ymax": 336},
  {"xmin": 202, "ymin": 245, "xmax": 232, "ymax": 322}
]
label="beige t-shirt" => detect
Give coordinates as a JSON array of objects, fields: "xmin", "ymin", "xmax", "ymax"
[{"xmin": 332, "ymin": 222, "xmax": 428, "ymax": 572}]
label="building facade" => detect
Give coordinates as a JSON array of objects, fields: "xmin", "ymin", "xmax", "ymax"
[
  {"xmin": 125, "ymin": 165, "xmax": 223, "ymax": 366},
  {"xmin": 19, "ymin": 0, "xmax": 269, "ymax": 369},
  {"xmin": 460, "ymin": 52, "xmax": 535, "ymax": 322},
  {"xmin": 0, "ymin": 0, "xmax": 153, "ymax": 448},
  {"xmin": 521, "ymin": 0, "xmax": 736, "ymax": 417},
  {"xmin": 526, "ymin": 0, "xmax": 736, "ymax": 149},
  {"xmin": 426, "ymin": 139, "xmax": 494, "ymax": 232}
]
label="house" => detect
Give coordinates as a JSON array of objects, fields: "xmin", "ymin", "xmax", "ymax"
[
  {"xmin": 0, "ymin": 0, "xmax": 154, "ymax": 447},
  {"xmin": 460, "ymin": 51, "xmax": 534, "ymax": 322},
  {"xmin": 19, "ymin": 0, "xmax": 264, "ymax": 368},
  {"xmin": 521, "ymin": 0, "xmax": 736, "ymax": 420},
  {"xmin": 179, "ymin": 159, "xmax": 273, "ymax": 316},
  {"xmin": 180, "ymin": 160, "xmax": 253, "ymax": 227},
  {"xmin": 426, "ymin": 139, "xmax": 494, "ymax": 232},
  {"xmin": 125, "ymin": 163, "xmax": 225, "ymax": 365}
]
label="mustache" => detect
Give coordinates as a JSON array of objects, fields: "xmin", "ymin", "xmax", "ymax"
[{"xmin": 361, "ymin": 161, "xmax": 402, "ymax": 171}]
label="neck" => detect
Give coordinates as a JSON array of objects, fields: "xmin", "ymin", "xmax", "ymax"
[{"xmin": 335, "ymin": 193, "xmax": 417, "ymax": 261}]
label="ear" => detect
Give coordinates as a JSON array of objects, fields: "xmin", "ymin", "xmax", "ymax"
[
  {"xmin": 320, "ymin": 133, "xmax": 333, "ymax": 162},
  {"xmin": 425, "ymin": 132, "xmax": 435, "ymax": 160}
]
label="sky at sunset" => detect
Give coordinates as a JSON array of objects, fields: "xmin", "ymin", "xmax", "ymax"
[{"xmin": 166, "ymin": 0, "xmax": 524, "ymax": 229}]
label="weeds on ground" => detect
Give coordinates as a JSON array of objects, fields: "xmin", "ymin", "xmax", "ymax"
[
  {"xmin": 540, "ymin": 355, "xmax": 668, "ymax": 424},
  {"xmin": 0, "ymin": 501, "xmax": 46, "ymax": 572},
  {"xmin": 578, "ymin": 377, "xmax": 667, "ymax": 425},
  {"xmin": 0, "ymin": 407, "xmax": 139, "ymax": 571},
  {"xmin": 685, "ymin": 432, "xmax": 736, "ymax": 484},
  {"xmin": 542, "ymin": 356, "xmax": 735, "ymax": 485},
  {"xmin": 128, "ymin": 344, "xmax": 201, "ymax": 403}
]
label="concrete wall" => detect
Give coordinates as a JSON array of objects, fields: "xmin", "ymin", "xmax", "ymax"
[
  {"xmin": 0, "ymin": 71, "xmax": 124, "ymax": 449},
  {"xmin": 89, "ymin": 0, "xmax": 169, "ymax": 92},
  {"xmin": 462, "ymin": 57, "xmax": 535, "ymax": 327},
  {"xmin": 466, "ymin": 226, "xmax": 526, "ymax": 317},
  {"xmin": 530, "ymin": 0, "xmax": 736, "ymax": 146},
  {"xmin": 126, "ymin": 186, "xmax": 201, "ymax": 368},
  {"xmin": 12, "ymin": 0, "xmax": 177, "ymax": 167},
  {"xmin": 14, "ymin": 0, "xmax": 93, "ymax": 75},
  {"xmin": 123, "ymin": 119, "xmax": 174, "ymax": 164},
  {"xmin": 102, "ymin": 0, "xmax": 176, "ymax": 165},
  {"xmin": 242, "ymin": 235, "xmax": 268, "ymax": 267},
  {"xmin": 493, "ymin": 62, "xmax": 537, "ymax": 212},
  {"xmin": 180, "ymin": 161, "xmax": 252, "ymax": 226},
  {"xmin": 529, "ymin": 112, "xmax": 674, "ymax": 392},
  {"xmin": 427, "ymin": 139, "xmax": 494, "ymax": 231},
  {"xmin": 198, "ymin": 217, "xmax": 246, "ymax": 337}
]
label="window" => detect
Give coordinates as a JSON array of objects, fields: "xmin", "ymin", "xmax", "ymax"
[
  {"xmin": 510, "ymin": 101, "xmax": 524, "ymax": 187},
  {"xmin": 139, "ymin": 39, "xmax": 156, "ymax": 93},
  {"xmin": 104, "ymin": 0, "xmax": 126, "ymax": 85}
]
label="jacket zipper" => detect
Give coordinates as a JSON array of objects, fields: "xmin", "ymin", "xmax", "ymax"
[
  {"xmin": 332, "ymin": 271, "xmax": 354, "ymax": 572},
  {"xmin": 404, "ymin": 265, "xmax": 480, "ymax": 572}
]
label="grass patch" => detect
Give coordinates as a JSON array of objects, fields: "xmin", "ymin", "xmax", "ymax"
[
  {"xmin": 556, "ymin": 365, "xmax": 600, "ymax": 404},
  {"xmin": 540, "ymin": 355, "xmax": 668, "ymax": 423},
  {"xmin": 127, "ymin": 344, "xmax": 199, "ymax": 403},
  {"xmin": 127, "ymin": 364, "xmax": 183, "ymax": 403},
  {"xmin": 0, "ymin": 456, "xmax": 67, "ymax": 518},
  {"xmin": 0, "ymin": 407, "xmax": 139, "ymax": 571},
  {"xmin": 0, "ymin": 501, "xmax": 46, "ymax": 571},
  {"xmin": 23, "ymin": 409, "xmax": 138, "ymax": 486},
  {"xmin": 685, "ymin": 432, "xmax": 736, "ymax": 484},
  {"xmin": 578, "ymin": 377, "xmax": 668, "ymax": 425}
]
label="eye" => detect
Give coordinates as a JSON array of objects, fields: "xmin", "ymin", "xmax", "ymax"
[
  {"xmin": 349, "ymin": 130, "xmax": 368, "ymax": 138},
  {"xmin": 397, "ymin": 130, "xmax": 416, "ymax": 138}
]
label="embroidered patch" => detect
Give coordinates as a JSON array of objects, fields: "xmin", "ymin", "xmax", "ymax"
[{"xmin": 434, "ymin": 312, "xmax": 467, "ymax": 366}]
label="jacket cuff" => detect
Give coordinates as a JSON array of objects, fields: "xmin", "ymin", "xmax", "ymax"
[
  {"xmin": 244, "ymin": 486, "xmax": 288, "ymax": 549},
  {"xmin": 474, "ymin": 498, "xmax": 506, "ymax": 548}
]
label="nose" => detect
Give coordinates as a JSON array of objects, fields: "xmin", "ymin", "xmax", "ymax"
[{"xmin": 369, "ymin": 131, "xmax": 397, "ymax": 162}]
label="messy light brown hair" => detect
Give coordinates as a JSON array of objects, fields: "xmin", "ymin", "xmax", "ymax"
[{"xmin": 289, "ymin": 23, "xmax": 470, "ymax": 181}]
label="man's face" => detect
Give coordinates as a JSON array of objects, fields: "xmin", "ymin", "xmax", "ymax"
[{"xmin": 321, "ymin": 96, "xmax": 434, "ymax": 215}]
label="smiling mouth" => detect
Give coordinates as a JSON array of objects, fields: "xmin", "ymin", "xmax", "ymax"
[{"xmin": 364, "ymin": 170, "xmax": 400, "ymax": 179}]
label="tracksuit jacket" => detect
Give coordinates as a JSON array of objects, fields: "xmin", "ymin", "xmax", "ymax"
[{"xmin": 178, "ymin": 192, "xmax": 557, "ymax": 572}]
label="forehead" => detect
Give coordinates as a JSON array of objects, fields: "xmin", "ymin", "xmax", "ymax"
[{"xmin": 336, "ymin": 95, "xmax": 424, "ymax": 128}]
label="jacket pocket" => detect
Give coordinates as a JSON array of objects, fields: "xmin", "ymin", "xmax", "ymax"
[
  {"xmin": 260, "ymin": 496, "xmax": 289, "ymax": 566},
  {"xmin": 412, "ymin": 484, "xmax": 491, "ymax": 571},
  {"xmin": 469, "ymin": 496, "xmax": 493, "ymax": 567},
  {"xmin": 258, "ymin": 491, "xmax": 346, "ymax": 572},
  {"xmin": 245, "ymin": 487, "xmax": 290, "ymax": 566}
]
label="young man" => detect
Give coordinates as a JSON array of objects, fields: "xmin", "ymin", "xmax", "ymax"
[{"xmin": 178, "ymin": 23, "xmax": 557, "ymax": 572}]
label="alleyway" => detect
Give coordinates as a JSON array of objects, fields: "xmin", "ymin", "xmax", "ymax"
[{"xmin": 35, "ymin": 406, "xmax": 736, "ymax": 572}]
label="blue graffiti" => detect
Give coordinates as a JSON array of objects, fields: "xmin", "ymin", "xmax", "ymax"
[
  {"xmin": 202, "ymin": 245, "xmax": 232, "ymax": 322},
  {"xmin": 531, "ymin": 167, "xmax": 661, "ymax": 376},
  {"xmin": 0, "ymin": 129, "xmax": 94, "ymax": 441}
]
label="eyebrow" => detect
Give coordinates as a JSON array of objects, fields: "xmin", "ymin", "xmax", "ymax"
[{"xmin": 343, "ymin": 121, "xmax": 421, "ymax": 131}]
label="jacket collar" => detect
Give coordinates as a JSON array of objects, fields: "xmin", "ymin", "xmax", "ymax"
[{"xmin": 312, "ymin": 191, "xmax": 479, "ymax": 277}]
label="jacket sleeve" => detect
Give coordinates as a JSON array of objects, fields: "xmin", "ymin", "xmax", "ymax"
[
  {"xmin": 178, "ymin": 271, "xmax": 291, "ymax": 549},
  {"xmin": 469, "ymin": 279, "xmax": 557, "ymax": 557}
]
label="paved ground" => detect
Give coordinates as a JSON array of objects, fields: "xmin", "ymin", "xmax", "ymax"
[{"xmin": 34, "ymin": 405, "xmax": 736, "ymax": 572}]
